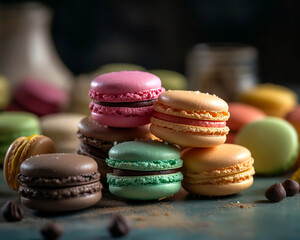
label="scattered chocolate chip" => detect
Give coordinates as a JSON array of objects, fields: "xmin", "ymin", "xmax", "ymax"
[
  {"xmin": 282, "ymin": 179, "xmax": 300, "ymax": 196},
  {"xmin": 108, "ymin": 213, "xmax": 130, "ymax": 238},
  {"xmin": 265, "ymin": 183, "xmax": 286, "ymax": 202},
  {"xmin": 40, "ymin": 222, "xmax": 64, "ymax": 240},
  {"xmin": 1, "ymin": 200, "xmax": 24, "ymax": 222}
]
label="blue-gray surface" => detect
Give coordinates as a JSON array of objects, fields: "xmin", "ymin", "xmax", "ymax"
[{"xmin": 0, "ymin": 172, "xmax": 299, "ymax": 240}]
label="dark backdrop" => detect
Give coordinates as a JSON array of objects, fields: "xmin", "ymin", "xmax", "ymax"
[{"xmin": 1, "ymin": 0, "xmax": 300, "ymax": 84}]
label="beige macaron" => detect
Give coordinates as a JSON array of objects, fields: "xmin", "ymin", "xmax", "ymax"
[{"xmin": 182, "ymin": 144, "xmax": 255, "ymax": 196}]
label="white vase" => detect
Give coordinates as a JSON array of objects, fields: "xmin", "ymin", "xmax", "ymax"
[{"xmin": 0, "ymin": 2, "xmax": 73, "ymax": 92}]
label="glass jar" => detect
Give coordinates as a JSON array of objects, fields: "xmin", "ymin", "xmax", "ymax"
[{"xmin": 186, "ymin": 43, "xmax": 258, "ymax": 101}]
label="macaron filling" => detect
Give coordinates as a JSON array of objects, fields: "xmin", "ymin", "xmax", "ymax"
[
  {"xmin": 153, "ymin": 111, "xmax": 226, "ymax": 127},
  {"xmin": 113, "ymin": 168, "xmax": 181, "ymax": 176},
  {"xmin": 93, "ymin": 99, "xmax": 156, "ymax": 107},
  {"xmin": 107, "ymin": 172, "xmax": 183, "ymax": 187},
  {"xmin": 154, "ymin": 102, "xmax": 230, "ymax": 121}
]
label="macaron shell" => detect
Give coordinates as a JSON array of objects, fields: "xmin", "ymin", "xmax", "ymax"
[
  {"xmin": 90, "ymin": 71, "xmax": 162, "ymax": 95},
  {"xmin": 41, "ymin": 113, "xmax": 85, "ymax": 153},
  {"xmin": 157, "ymin": 90, "xmax": 229, "ymax": 112},
  {"xmin": 150, "ymin": 124, "xmax": 226, "ymax": 147},
  {"xmin": 108, "ymin": 141, "xmax": 181, "ymax": 162},
  {"xmin": 181, "ymin": 144, "xmax": 252, "ymax": 172},
  {"xmin": 20, "ymin": 153, "xmax": 98, "ymax": 178},
  {"xmin": 20, "ymin": 191, "xmax": 102, "ymax": 212},
  {"xmin": 4, "ymin": 135, "xmax": 56, "ymax": 190},
  {"xmin": 77, "ymin": 117, "xmax": 152, "ymax": 143},
  {"xmin": 13, "ymin": 79, "xmax": 68, "ymax": 116},
  {"xmin": 109, "ymin": 182, "xmax": 182, "ymax": 200},
  {"xmin": 239, "ymin": 84, "xmax": 297, "ymax": 117},
  {"xmin": 235, "ymin": 117, "xmax": 299, "ymax": 175},
  {"xmin": 3, "ymin": 137, "xmax": 27, "ymax": 189},
  {"xmin": 0, "ymin": 112, "xmax": 41, "ymax": 142},
  {"xmin": 182, "ymin": 177, "xmax": 253, "ymax": 197},
  {"xmin": 227, "ymin": 103, "xmax": 266, "ymax": 131}
]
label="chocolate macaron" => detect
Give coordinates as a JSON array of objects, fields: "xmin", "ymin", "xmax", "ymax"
[
  {"xmin": 77, "ymin": 117, "xmax": 153, "ymax": 185},
  {"xmin": 18, "ymin": 153, "xmax": 102, "ymax": 212}
]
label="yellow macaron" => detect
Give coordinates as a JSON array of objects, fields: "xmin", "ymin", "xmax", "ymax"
[
  {"xmin": 182, "ymin": 144, "xmax": 255, "ymax": 196},
  {"xmin": 239, "ymin": 83, "xmax": 297, "ymax": 118},
  {"xmin": 3, "ymin": 135, "xmax": 56, "ymax": 190}
]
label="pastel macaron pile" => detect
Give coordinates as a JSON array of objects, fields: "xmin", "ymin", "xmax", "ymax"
[
  {"xmin": 77, "ymin": 71, "xmax": 165, "ymax": 189},
  {"xmin": 149, "ymin": 90, "xmax": 255, "ymax": 196}
]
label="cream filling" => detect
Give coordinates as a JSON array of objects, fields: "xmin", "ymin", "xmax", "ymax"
[
  {"xmin": 151, "ymin": 117, "xmax": 229, "ymax": 135},
  {"xmin": 154, "ymin": 102, "xmax": 230, "ymax": 121}
]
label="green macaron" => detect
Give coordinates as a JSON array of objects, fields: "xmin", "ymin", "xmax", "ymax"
[
  {"xmin": 149, "ymin": 69, "xmax": 188, "ymax": 90},
  {"xmin": 235, "ymin": 117, "xmax": 299, "ymax": 175},
  {"xmin": 106, "ymin": 140, "xmax": 183, "ymax": 200},
  {"xmin": 0, "ymin": 112, "xmax": 41, "ymax": 164}
]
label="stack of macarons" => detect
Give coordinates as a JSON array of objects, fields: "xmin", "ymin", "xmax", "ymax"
[
  {"xmin": 3, "ymin": 134, "xmax": 103, "ymax": 212},
  {"xmin": 77, "ymin": 71, "xmax": 165, "ymax": 187},
  {"xmin": 149, "ymin": 90, "xmax": 255, "ymax": 196}
]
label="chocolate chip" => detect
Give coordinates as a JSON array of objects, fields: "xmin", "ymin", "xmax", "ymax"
[
  {"xmin": 1, "ymin": 200, "xmax": 24, "ymax": 222},
  {"xmin": 265, "ymin": 183, "xmax": 286, "ymax": 202},
  {"xmin": 282, "ymin": 179, "xmax": 300, "ymax": 196},
  {"xmin": 40, "ymin": 222, "xmax": 64, "ymax": 240},
  {"xmin": 108, "ymin": 213, "xmax": 130, "ymax": 238}
]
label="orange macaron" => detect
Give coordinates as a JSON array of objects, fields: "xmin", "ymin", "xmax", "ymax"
[
  {"xmin": 150, "ymin": 90, "xmax": 230, "ymax": 147},
  {"xmin": 182, "ymin": 144, "xmax": 255, "ymax": 196}
]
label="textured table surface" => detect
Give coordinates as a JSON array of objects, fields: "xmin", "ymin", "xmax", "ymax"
[{"xmin": 0, "ymin": 171, "xmax": 299, "ymax": 240}]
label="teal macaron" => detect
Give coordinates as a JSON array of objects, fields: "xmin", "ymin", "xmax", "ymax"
[
  {"xmin": 106, "ymin": 140, "xmax": 183, "ymax": 200},
  {"xmin": 235, "ymin": 117, "xmax": 299, "ymax": 175},
  {"xmin": 0, "ymin": 112, "xmax": 41, "ymax": 164}
]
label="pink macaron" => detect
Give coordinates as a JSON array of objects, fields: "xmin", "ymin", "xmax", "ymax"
[
  {"xmin": 89, "ymin": 71, "xmax": 164, "ymax": 128},
  {"xmin": 7, "ymin": 79, "xmax": 68, "ymax": 116},
  {"xmin": 226, "ymin": 103, "xmax": 266, "ymax": 143}
]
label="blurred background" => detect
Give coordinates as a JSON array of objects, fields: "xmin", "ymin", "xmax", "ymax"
[
  {"xmin": 1, "ymin": 0, "xmax": 300, "ymax": 116},
  {"xmin": 1, "ymin": 0, "xmax": 299, "ymax": 82}
]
